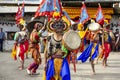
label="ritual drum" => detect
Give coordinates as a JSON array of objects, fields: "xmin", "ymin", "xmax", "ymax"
[
  {"xmin": 62, "ymin": 30, "xmax": 81, "ymax": 50},
  {"xmin": 88, "ymin": 22, "xmax": 101, "ymax": 32},
  {"xmin": 109, "ymin": 31, "xmax": 115, "ymax": 40}
]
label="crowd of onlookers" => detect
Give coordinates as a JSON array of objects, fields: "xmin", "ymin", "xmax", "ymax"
[{"xmin": 110, "ymin": 26, "xmax": 120, "ymax": 52}]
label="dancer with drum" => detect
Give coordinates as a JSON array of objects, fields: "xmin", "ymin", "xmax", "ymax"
[
  {"xmin": 77, "ymin": 22, "xmax": 103, "ymax": 75},
  {"xmin": 43, "ymin": 18, "xmax": 71, "ymax": 80},
  {"xmin": 88, "ymin": 22, "xmax": 102, "ymax": 74},
  {"xmin": 69, "ymin": 23, "xmax": 80, "ymax": 72},
  {"xmin": 26, "ymin": 22, "xmax": 44, "ymax": 75}
]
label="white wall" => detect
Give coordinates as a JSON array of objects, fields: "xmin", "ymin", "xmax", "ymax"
[{"xmin": 0, "ymin": 24, "xmax": 19, "ymax": 51}]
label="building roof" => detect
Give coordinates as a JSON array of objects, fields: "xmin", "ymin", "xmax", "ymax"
[
  {"xmin": 0, "ymin": 6, "xmax": 38, "ymax": 13},
  {"xmin": 0, "ymin": 0, "xmax": 116, "ymax": 19}
]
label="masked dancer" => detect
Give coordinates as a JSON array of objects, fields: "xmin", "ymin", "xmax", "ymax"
[
  {"xmin": 77, "ymin": 22, "xmax": 103, "ymax": 75},
  {"xmin": 26, "ymin": 22, "xmax": 44, "ymax": 75},
  {"xmin": 43, "ymin": 18, "xmax": 71, "ymax": 80},
  {"xmin": 14, "ymin": 24, "xmax": 27, "ymax": 70}
]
